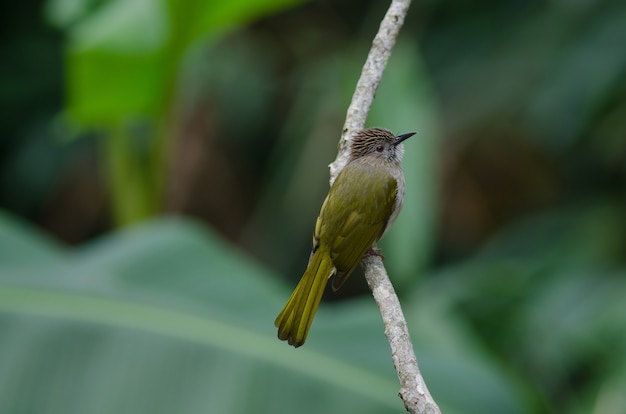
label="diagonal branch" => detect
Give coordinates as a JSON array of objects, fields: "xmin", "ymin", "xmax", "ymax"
[
  {"xmin": 362, "ymin": 256, "xmax": 440, "ymax": 414},
  {"xmin": 329, "ymin": 1, "xmax": 441, "ymax": 413}
]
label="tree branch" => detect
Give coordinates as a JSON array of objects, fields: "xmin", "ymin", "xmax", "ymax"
[
  {"xmin": 329, "ymin": 1, "xmax": 441, "ymax": 413},
  {"xmin": 362, "ymin": 256, "xmax": 440, "ymax": 414}
]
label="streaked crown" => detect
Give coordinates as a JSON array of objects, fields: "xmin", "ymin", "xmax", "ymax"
[{"xmin": 349, "ymin": 127, "xmax": 415, "ymax": 163}]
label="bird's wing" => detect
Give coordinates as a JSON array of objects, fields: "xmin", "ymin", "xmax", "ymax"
[{"xmin": 313, "ymin": 161, "xmax": 397, "ymax": 291}]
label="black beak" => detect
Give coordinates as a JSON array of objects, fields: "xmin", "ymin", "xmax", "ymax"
[{"xmin": 393, "ymin": 132, "xmax": 416, "ymax": 146}]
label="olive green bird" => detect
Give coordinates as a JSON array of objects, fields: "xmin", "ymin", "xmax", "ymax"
[{"xmin": 275, "ymin": 127, "xmax": 415, "ymax": 347}]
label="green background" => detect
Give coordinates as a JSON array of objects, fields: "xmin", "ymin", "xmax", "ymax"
[{"xmin": 1, "ymin": 0, "xmax": 625, "ymax": 412}]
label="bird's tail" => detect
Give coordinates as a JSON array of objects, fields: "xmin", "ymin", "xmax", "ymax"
[{"xmin": 274, "ymin": 249, "xmax": 334, "ymax": 347}]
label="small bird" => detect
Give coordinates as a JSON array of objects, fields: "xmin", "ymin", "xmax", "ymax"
[{"xmin": 275, "ymin": 127, "xmax": 416, "ymax": 347}]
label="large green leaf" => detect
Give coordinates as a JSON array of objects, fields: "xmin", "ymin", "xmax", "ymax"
[
  {"xmin": 0, "ymin": 214, "xmax": 398, "ymax": 413},
  {"xmin": 0, "ymin": 212, "xmax": 65, "ymax": 267},
  {"xmin": 0, "ymin": 212, "xmax": 525, "ymax": 413}
]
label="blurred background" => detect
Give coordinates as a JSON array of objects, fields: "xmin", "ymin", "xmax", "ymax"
[{"xmin": 1, "ymin": 0, "xmax": 625, "ymax": 413}]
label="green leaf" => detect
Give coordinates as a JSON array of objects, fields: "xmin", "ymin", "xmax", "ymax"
[
  {"xmin": 47, "ymin": 0, "xmax": 305, "ymax": 125},
  {"xmin": 0, "ymin": 214, "xmax": 401, "ymax": 414},
  {"xmin": 0, "ymin": 211, "xmax": 65, "ymax": 267},
  {"xmin": 68, "ymin": 0, "xmax": 169, "ymax": 53},
  {"xmin": 0, "ymin": 212, "xmax": 527, "ymax": 413},
  {"xmin": 67, "ymin": 51, "xmax": 166, "ymax": 123}
]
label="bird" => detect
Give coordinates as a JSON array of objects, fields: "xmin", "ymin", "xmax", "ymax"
[{"xmin": 274, "ymin": 127, "xmax": 416, "ymax": 347}]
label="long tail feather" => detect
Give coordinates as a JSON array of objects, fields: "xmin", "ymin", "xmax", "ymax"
[{"xmin": 275, "ymin": 249, "xmax": 334, "ymax": 347}]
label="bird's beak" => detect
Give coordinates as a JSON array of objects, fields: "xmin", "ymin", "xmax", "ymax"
[{"xmin": 394, "ymin": 132, "xmax": 416, "ymax": 146}]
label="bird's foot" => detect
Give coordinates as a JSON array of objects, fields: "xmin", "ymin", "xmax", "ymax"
[{"xmin": 365, "ymin": 247, "xmax": 385, "ymax": 260}]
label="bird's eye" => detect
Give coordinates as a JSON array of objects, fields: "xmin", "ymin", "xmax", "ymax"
[{"xmin": 376, "ymin": 145, "xmax": 384, "ymax": 153}]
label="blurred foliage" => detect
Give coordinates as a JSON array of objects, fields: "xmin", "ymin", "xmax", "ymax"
[
  {"xmin": 1, "ymin": 0, "xmax": 626, "ymax": 413},
  {"xmin": 46, "ymin": 0, "xmax": 304, "ymax": 225},
  {"xmin": 0, "ymin": 213, "xmax": 525, "ymax": 414}
]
